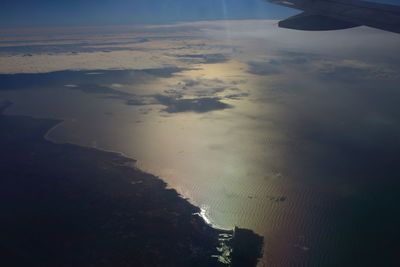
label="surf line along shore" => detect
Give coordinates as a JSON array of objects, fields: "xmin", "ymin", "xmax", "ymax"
[{"xmin": 0, "ymin": 101, "xmax": 263, "ymax": 267}]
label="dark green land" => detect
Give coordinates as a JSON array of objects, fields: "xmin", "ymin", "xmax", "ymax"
[{"xmin": 0, "ymin": 102, "xmax": 263, "ymax": 267}]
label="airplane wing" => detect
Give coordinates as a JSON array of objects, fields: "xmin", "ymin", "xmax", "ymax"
[{"xmin": 264, "ymin": 0, "xmax": 400, "ymax": 34}]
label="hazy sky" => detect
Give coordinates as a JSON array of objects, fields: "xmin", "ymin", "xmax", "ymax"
[{"xmin": 1, "ymin": 0, "xmax": 399, "ymax": 28}]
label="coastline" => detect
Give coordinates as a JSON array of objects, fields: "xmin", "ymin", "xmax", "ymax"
[
  {"xmin": 43, "ymin": 118, "xmax": 135, "ymax": 163},
  {"xmin": 41, "ymin": 109, "xmax": 225, "ymax": 231},
  {"xmin": 0, "ymin": 101, "xmax": 263, "ymax": 266},
  {"xmin": 40, "ymin": 107, "xmax": 232, "ymax": 233}
]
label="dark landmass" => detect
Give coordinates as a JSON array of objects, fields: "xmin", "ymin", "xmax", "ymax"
[
  {"xmin": 230, "ymin": 228, "xmax": 264, "ymax": 267},
  {"xmin": 0, "ymin": 102, "xmax": 263, "ymax": 267}
]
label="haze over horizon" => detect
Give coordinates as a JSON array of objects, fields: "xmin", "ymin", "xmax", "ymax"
[{"xmin": 1, "ymin": 0, "xmax": 399, "ymax": 28}]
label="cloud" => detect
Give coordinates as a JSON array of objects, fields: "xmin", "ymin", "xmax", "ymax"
[
  {"xmin": 125, "ymin": 90, "xmax": 234, "ymax": 113},
  {"xmin": 315, "ymin": 59, "xmax": 399, "ymax": 81},
  {"xmin": 125, "ymin": 93, "xmax": 232, "ymax": 113},
  {"xmin": 67, "ymin": 83, "xmax": 131, "ymax": 96},
  {"xmin": 121, "ymin": 74, "xmax": 246, "ymax": 113},
  {"xmin": 178, "ymin": 77, "xmax": 235, "ymax": 97},
  {"xmin": 0, "ymin": 24, "xmax": 234, "ymax": 74},
  {"xmin": 153, "ymin": 94, "xmax": 232, "ymax": 113},
  {"xmin": 175, "ymin": 53, "xmax": 229, "ymax": 64},
  {"xmin": 0, "ymin": 68, "xmax": 185, "ymax": 92},
  {"xmin": 0, "ymin": 50, "xmax": 186, "ymax": 74},
  {"xmin": 247, "ymin": 60, "xmax": 282, "ymax": 76},
  {"xmin": 224, "ymin": 92, "xmax": 250, "ymax": 100},
  {"xmin": 277, "ymin": 51, "xmax": 313, "ymax": 64},
  {"xmin": 125, "ymin": 98, "xmax": 148, "ymax": 106},
  {"xmin": 143, "ymin": 67, "xmax": 186, "ymax": 78}
]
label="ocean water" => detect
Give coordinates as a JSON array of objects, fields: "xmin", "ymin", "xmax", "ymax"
[{"xmin": 1, "ymin": 27, "xmax": 400, "ymax": 266}]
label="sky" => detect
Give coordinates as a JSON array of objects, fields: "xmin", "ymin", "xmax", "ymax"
[
  {"xmin": 1, "ymin": 0, "xmax": 399, "ymax": 28},
  {"xmin": 1, "ymin": 0, "xmax": 290, "ymax": 28}
]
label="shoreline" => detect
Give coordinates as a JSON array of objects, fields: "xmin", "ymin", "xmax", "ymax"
[
  {"xmin": 0, "ymin": 101, "xmax": 263, "ymax": 266},
  {"xmin": 36, "ymin": 107, "xmax": 233, "ymax": 233},
  {"xmin": 41, "ymin": 110, "xmax": 228, "ymax": 232},
  {"xmin": 2, "ymin": 100, "xmax": 232, "ymax": 232}
]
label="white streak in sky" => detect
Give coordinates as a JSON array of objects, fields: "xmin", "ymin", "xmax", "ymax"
[{"xmin": 221, "ymin": 0, "xmax": 233, "ymax": 51}]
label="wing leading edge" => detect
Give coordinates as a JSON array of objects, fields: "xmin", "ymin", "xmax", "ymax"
[{"xmin": 265, "ymin": 0, "xmax": 400, "ymax": 34}]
